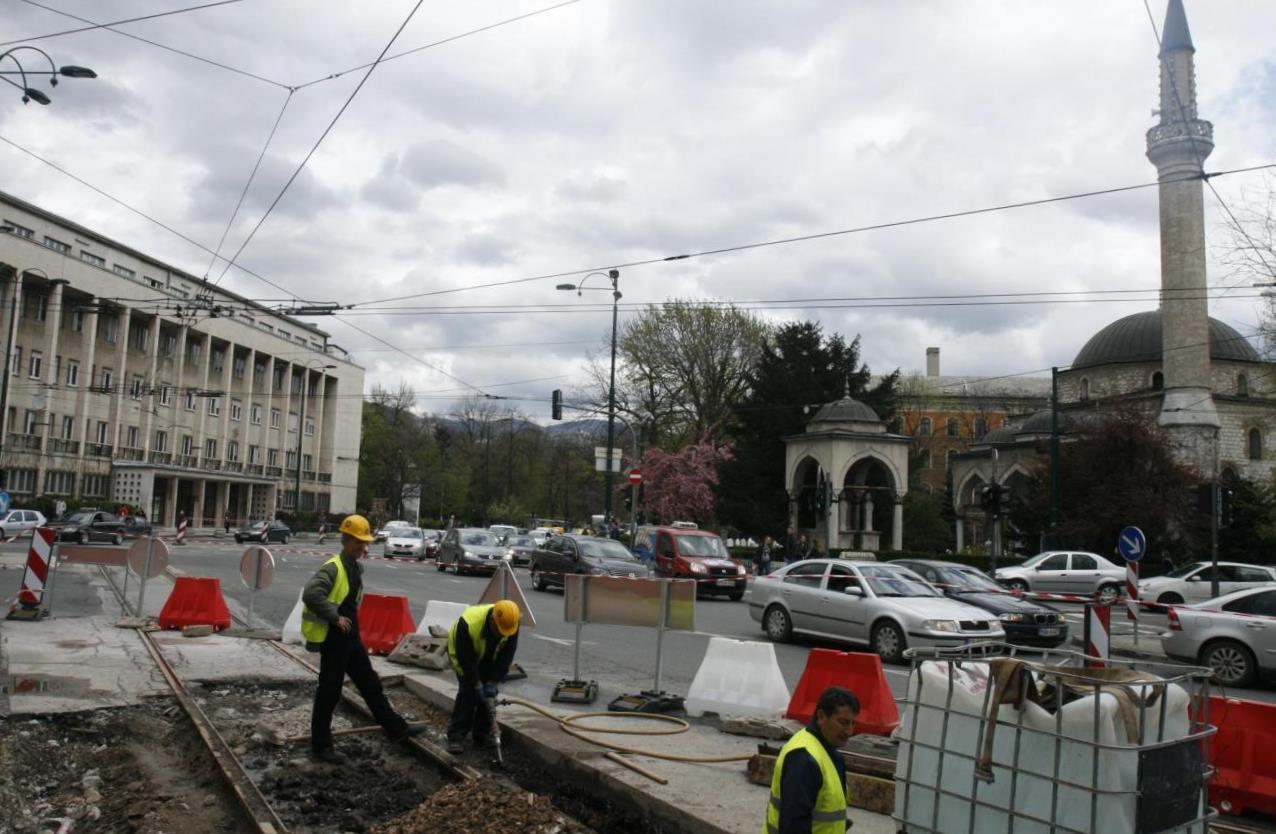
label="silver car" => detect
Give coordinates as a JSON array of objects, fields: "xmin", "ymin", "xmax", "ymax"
[
  {"xmin": 384, "ymin": 527, "xmax": 426, "ymax": 559},
  {"xmin": 994, "ymin": 551, "xmax": 1127, "ymax": 601},
  {"xmin": 1161, "ymin": 586, "xmax": 1276, "ymax": 688},
  {"xmin": 0, "ymin": 509, "xmax": 46, "ymax": 538},
  {"xmin": 748, "ymin": 559, "xmax": 1005, "ymax": 663},
  {"xmin": 1139, "ymin": 561, "xmax": 1276, "ymax": 607}
]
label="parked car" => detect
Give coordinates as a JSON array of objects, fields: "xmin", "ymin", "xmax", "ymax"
[
  {"xmin": 529, "ymin": 527, "xmax": 556, "ymax": 546},
  {"xmin": 504, "ymin": 534, "xmax": 538, "ymax": 567},
  {"xmin": 384, "ymin": 527, "xmax": 426, "ymax": 559},
  {"xmin": 47, "ymin": 511, "xmax": 126, "ymax": 545},
  {"xmin": 1139, "ymin": 561, "xmax": 1276, "ymax": 607},
  {"xmin": 1161, "ymin": 586, "xmax": 1276, "ymax": 687},
  {"xmin": 436, "ymin": 528, "xmax": 506, "ymax": 575},
  {"xmin": 993, "ymin": 551, "xmax": 1126, "ymax": 602},
  {"xmin": 423, "ymin": 529, "xmax": 444, "ymax": 560},
  {"xmin": 374, "ymin": 520, "xmax": 412, "ymax": 543},
  {"xmin": 749, "ymin": 559, "xmax": 1006, "ymax": 663},
  {"xmin": 632, "ymin": 525, "xmax": 746, "ymax": 600},
  {"xmin": 892, "ymin": 559, "xmax": 1068, "ymax": 648},
  {"xmin": 530, "ymin": 535, "xmax": 651, "ymax": 591},
  {"xmin": 235, "ymin": 520, "xmax": 291, "ymax": 544},
  {"xmin": 121, "ymin": 515, "xmax": 153, "ymax": 538},
  {"xmin": 489, "ymin": 524, "xmax": 519, "ymax": 543},
  {"xmin": 0, "ymin": 509, "xmax": 46, "ymax": 538}
]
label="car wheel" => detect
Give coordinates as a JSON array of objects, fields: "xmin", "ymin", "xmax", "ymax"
[
  {"xmin": 1157, "ymin": 592, "xmax": 1184, "ymax": 606},
  {"xmin": 871, "ymin": 621, "xmax": 907, "ymax": 664},
  {"xmin": 1006, "ymin": 579, "xmax": 1029, "ymax": 594},
  {"xmin": 281, "ymin": 535, "xmax": 288, "ymax": 544},
  {"xmin": 763, "ymin": 605, "xmax": 792, "ymax": 642},
  {"xmin": 77, "ymin": 530, "xmax": 89, "ymax": 545},
  {"xmin": 1201, "ymin": 640, "xmax": 1257, "ymax": 688},
  {"xmin": 728, "ymin": 590, "xmax": 744, "ymax": 602},
  {"xmin": 532, "ymin": 567, "xmax": 547, "ymax": 591},
  {"xmin": 1097, "ymin": 584, "xmax": 1121, "ymax": 604},
  {"xmin": 112, "ymin": 533, "xmax": 123, "ymax": 546}
]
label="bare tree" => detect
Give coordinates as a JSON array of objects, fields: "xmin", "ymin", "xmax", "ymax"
[{"xmin": 1219, "ymin": 173, "xmax": 1276, "ymax": 355}]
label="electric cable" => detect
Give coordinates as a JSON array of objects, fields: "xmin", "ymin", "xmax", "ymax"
[{"xmin": 0, "ymin": 0, "xmax": 245, "ymax": 47}]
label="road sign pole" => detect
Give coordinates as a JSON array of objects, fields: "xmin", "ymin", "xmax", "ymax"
[
  {"xmin": 1128, "ymin": 561, "xmax": 1139, "ymax": 647},
  {"xmin": 1211, "ymin": 482, "xmax": 1221, "ymax": 600}
]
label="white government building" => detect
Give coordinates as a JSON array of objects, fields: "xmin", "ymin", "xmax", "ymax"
[{"xmin": 0, "ymin": 190, "xmax": 364, "ymax": 527}]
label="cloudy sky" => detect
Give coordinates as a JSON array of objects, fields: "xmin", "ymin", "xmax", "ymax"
[{"xmin": 3, "ymin": 0, "xmax": 1276, "ymax": 419}]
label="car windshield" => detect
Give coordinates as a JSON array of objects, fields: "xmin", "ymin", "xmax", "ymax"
[
  {"xmin": 860, "ymin": 565, "xmax": 940, "ymax": 597},
  {"xmin": 1163, "ymin": 562, "xmax": 1205, "ymax": 579},
  {"xmin": 937, "ymin": 567, "xmax": 1003, "ymax": 592},
  {"xmin": 247, "ymin": 522, "xmax": 265, "ymax": 530},
  {"xmin": 579, "ymin": 539, "xmax": 638, "ymax": 561},
  {"xmin": 393, "ymin": 529, "xmax": 422, "ymax": 540},
  {"xmin": 67, "ymin": 512, "xmax": 93, "ymax": 524},
  {"xmin": 677, "ymin": 535, "xmax": 727, "ymax": 558},
  {"xmin": 462, "ymin": 531, "xmax": 498, "ymax": 546}
]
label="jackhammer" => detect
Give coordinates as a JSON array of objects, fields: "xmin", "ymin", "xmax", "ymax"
[{"xmin": 484, "ymin": 690, "xmax": 505, "ymax": 769}]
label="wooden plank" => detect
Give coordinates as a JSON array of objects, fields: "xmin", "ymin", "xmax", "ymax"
[{"xmin": 746, "ymin": 752, "xmax": 896, "ymax": 814}]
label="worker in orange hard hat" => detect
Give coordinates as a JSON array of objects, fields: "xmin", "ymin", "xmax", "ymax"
[
  {"xmin": 445, "ymin": 599, "xmax": 521, "ymax": 754},
  {"xmin": 302, "ymin": 513, "xmax": 423, "ymax": 764}
]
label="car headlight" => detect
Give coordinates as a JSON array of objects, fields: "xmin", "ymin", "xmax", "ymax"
[
  {"xmin": 590, "ymin": 566, "xmax": 607, "ymax": 575},
  {"xmin": 921, "ymin": 619, "xmax": 960, "ymax": 633},
  {"xmin": 999, "ymin": 613, "xmax": 1026, "ymax": 623},
  {"xmin": 735, "ymin": 564, "xmax": 746, "ymax": 576},
  {"xmin": 689, "ymin": 562, "xmax": 708, "ymax": 574},
  {"xmin": 461, "ymin": 550, "xmax": 472, "ymax": 559}
]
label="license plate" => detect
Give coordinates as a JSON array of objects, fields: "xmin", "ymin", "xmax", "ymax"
[
  {"xmin": 716, "ymin": 578, "xmax": 736, "ymax": 587},
  {"xmin": 1039, "ymin": 627, "xmax": 1060, "ymax": 637}
]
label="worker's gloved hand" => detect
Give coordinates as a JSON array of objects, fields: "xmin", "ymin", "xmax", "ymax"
[{"xmin": 480, "ymin": 683, "xmax": 498, "ymax": 699}]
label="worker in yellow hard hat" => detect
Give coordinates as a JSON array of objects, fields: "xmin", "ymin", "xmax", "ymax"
[
  {"xmin": 302, "ymin": 513, "xmax": 423, "ymax": 764},
  {"xmin": 445, "ymin": 599, "xmax": 521, "ymax": 754}
]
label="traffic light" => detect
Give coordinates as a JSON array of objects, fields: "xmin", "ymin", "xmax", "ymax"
[
  {"xmin": 998, "ymin": 484, "xmax": 1010, "ymax": 514},
  {"xmin": 623, "ymin": 484, "xmax": 633, "ymax": 510},
  {"xmin": 980, "ymin": 482, "xmax": 998, "ymax": 512},
  {"xmin": 1220, "ymin": 486, "xmax": 1235, "ymax": 529},
  {"xmin": 551, "ymin": 389, "xmax": 563, "ymax": 421}
]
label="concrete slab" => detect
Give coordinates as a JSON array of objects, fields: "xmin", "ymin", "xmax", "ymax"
[{"xmin": 401, "ymin": 667, "xmax": 898, "ymax": 834}]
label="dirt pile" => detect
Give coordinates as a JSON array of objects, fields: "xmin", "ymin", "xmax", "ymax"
[{"xmin": 370, "ymin": 779, "xmax": 595, "ymax": 834}]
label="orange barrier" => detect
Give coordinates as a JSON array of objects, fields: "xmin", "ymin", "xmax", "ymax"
[
  {"xmin": 1209, "ymin": 695, "xmax": 1276, "ymax": 817},
  {"xmin": 156, "ymin": 576, "xmax": 231, "ymax": 631},
  {"xmin": 785, "ymin": 648, "xmax": 899, "ymax": 736},
  {"xmin": 358, "ymin": 593, "xmax": 415, "ymax": 655}
]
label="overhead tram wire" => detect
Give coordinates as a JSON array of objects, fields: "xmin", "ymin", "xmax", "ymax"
[
  {"xmin": 348, "ymin": 162, "xmax": 1276, "ymax": 309},
  {"xmin": 209, "ymin": 0, "xmax": 427, "ymax": 289},
  {"xmin": 0, "ymin": 0, "xmax": 245, "ymax": 47}
]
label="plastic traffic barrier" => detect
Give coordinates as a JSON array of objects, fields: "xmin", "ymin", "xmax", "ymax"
[
  {"xmin": 358, "ymin": 593, "xmax": 415, "ymax": 654},
  {"xmin": 1209, "ymin": 695, "xmax": 1276, "ymax": 817},
  {"xmin": 785, "ymin": 648, "xmax": 899, "ymax": 736},
  {"xmin": 684, "ymin": 637, "xmax": 790, "ymax": 718},
  {"xmin": 156, "ymin": 576, "xmax": 232, "ymax": 631}
]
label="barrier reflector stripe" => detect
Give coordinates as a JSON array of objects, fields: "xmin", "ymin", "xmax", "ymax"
[
  {"xmin": 16, "ymin": 528, "xmax": 55, "ymax": 607},
  {"xmin": 1085, "ymin": 604, "xmax": 1110, "ymax": 666},
  {"xmin": 1126, "ymin": 562, "xmax": 1139, "ymax": 622}
]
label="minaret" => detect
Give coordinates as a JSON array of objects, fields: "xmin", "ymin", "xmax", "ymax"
[{"xmin": 1146, "ymin": 0, "xmax": 1218, "ymax": 475}]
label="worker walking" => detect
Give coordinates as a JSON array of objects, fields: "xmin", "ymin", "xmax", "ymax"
[
  {"xmin": 765, "ymin": 686, "xmax": 860, "ymax": 834},
  {"xmin": 302, "ymin": 513, "xmax": 422, "ymax": 764},
  {"xmin": 445, "ymin": 600, "xmax": 521, "ymax": 754}
]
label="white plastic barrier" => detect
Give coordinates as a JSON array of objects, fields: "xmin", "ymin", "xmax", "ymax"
[
  {"xmin": 684, "ymin": 637, "xmax": 791, "ymax": 718},
  {"xmin": 280, "ymin": 588, "xmax": 305, "ymax": 645},
  {"xmin": 894, "ymin": 660, "xmax": 1201, "ymax": 834},
  {"xmin": 416, "ymin": 600, "xmax": 467, "ymax": 635}
]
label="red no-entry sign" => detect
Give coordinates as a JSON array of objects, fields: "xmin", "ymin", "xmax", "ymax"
[{"xmin": 628, "ymin": 467, "xmax": 642, "ymax": 485}]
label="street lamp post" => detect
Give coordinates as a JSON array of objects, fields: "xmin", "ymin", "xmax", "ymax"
[
  {"xmin": 557, "ymin": 269, "xmax": 621, "ymax": 522},
  {"xmin": 294, "ymin": 361, "xmax": 335, "ymax": 521},
  {"xmin": 0, "ymin": 46, "xmax": 95, "ymax": 106}
]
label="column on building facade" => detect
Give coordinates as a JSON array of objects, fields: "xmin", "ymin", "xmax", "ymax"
[
  {"xmin": 139, "ymin": 313, "xmax": 162, "ymax": 457},
  {"xmin": 0, "ymin": 274, "xmax": 24, "ymax": 438},
  {"xmin": 955, "ymin": 518, "xmax": 964, "ymax": 552},
  {"xmin": 109, "ymin": 306, "xmax": 131, "ymax": 453},
  {"xmin": 312, "ymin": 373, "xmax": 328, "ymax": 503},
  {"xmin": 192, "ymin": 329, "xmax": 212, "ymax": 457},
  {"xmin": 892, "ymin": 496, "xmax": 904, "ymax": 551},
  {"xmin": 172, "ymin": 324, "xmax": 188, "ymax": 461},
  {"xmin": 260, "ymin": 352, "xmax": 274, "ymax": 479},
  {"xmin": 863, "ymin": 493, "xmax": 875, "ymax": 533},
  {"xmin": 74, "ymin": 303, "xmax": 100, "ymax": 463},
  {"xmin": 280, "ymin": 360, "xmax": 295, "ymax": 510},
  {"xmin": 194, "ymin": 480, "xmax": 206, "ymax": 527},
  {"xmin": 35, "ymin": 279, "xmax": 69, "ymax": 492}
]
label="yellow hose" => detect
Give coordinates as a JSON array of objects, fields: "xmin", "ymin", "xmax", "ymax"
[{"xmin": 502, "ymin": 696, "xmax": 754, "ymax": 764}]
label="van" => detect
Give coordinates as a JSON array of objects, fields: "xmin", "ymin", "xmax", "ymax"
[{"xmin": 632, "ymin": 525, "xmax": 746, "ymax": 601}]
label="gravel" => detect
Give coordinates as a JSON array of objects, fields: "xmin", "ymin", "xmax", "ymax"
[{"xmin": 370, "ymin": 779, "xmax": 594, "ymax": 834}]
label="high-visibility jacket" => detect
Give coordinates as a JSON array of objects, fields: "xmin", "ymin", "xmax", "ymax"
[
  {"xmin": 447, "ymin": 603, "xmax": 508, "ymax": 677},
  {"xmin": 300, "ymin": 555, "xmax": 359, "ymax": 645},
  {"xmin": 763, "ymin": 727, "xmax": 847, "ymax": 834}
]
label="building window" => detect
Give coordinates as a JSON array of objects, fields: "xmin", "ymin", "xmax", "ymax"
[
  {"xmin": 154, "ymin": 430, "xmax": 168, "ymax": 452},
  {"xmin": 130, "ymin": 375, "xmax": 145, "ymax": 399},
  {"xmin": 204, "ymin": 438, "xmax": 217, "ymax": 459},
  {"xmin": 43, "ymin": 236, "xmax": 69, "ymax": 253},
  {"xmin": 70, "ymin": 310, "xmax": 84, "ymax": 332},
  {"xmin": 974, "ymin": 417, "xmax": 987, "ymax": 439},
  {"xmin": 230, "ymin": 399, "xmax": 242, "ymax": 421},
  {"xmin": 1080, "ymin": 378, "xmax": 1090, "ymax": 400},
  {"xmin": 917, "ymin": 449, "xmax": 932, "ymax": 469},
  {"xmin": 307, "ymin": 377, "xmax": 319, "ymax": 397},
  {"xmin": 104, "ymin": 317, "xmax": 119, "ymax": 344},
  {"xmin": 1151, "ymin": 372, "xmax": 1164, "ymax": 391},
  {"xmin": 208, "ymin": 397, "xmax": 221, "ymax": 416},
  {"xmin": 28, "ymin": 350, "xmax": 42, "ymax": 379},
  {"xmin": 8, "ymin": 468, "xmax": 37, "ymax": 494},
  {"xmin": 270, "ymin": 408, "xmax": 280, "ymax": 429},
  {"xmin": 158, "ymin": 384, "xmax": 171, "ymax": 406},
  {"xmin": 272, "ymin": 365, "xmax": 284, "ymax": 391},
  {"xmin": 304, "ymin": 416, "xmax": 315, "ymax": 436},
  {"xmin": 185, "ymin": 389, "xmax": 196, "ymax": 411},
  {"xmin": 60, "ymin": 415, "xmax": 73, "ymax": 440},
  {"xmin": 212, "ymin": 349, "xmax": 224, "ymax": 373},
  {"xmin": 253, "ymin": 362, "xmax": 265, "ymax": 385},
  {"xmin": 290, "ymin": 373, "xmax": 302, "ymax": 395},
  {"xmin": 23, "ymin": 294, "xmax": 47, "ymax": 321},
  {"xmin": 250, "ymin": 403, "xmax": 262, "ymax": 425},
  {"xmin": 160, "ymin": 333, "xmax": 177, "ymax": 356},
  {"xmin": 302, "ymin": 453, "xmax": 312, "ymax": 471},
  {"xmin": 248, "ymin": 445, "xmax": 260, "ymax": 464},
  {"xmin": 80, "ymin": 250, "xmax": 105, "ymax": 268},
  {"xmin": 285, "ymin": 449, "xmax": 297, "ymax": 469},
  {"xmin": 1249, "ymin": 428, "xmax": 1263, "ymax": 461},
  {"xmin": 23, "ymin": 409, "xmax": 39, "ymax": 434},
  {"xmin": 288, "ymin": 412, "xmax": 299, "ymax": 434},
  {"xmin": 227, "ymin": 440, "xmax": 239, "ymax": 462},
  {"xmin": 1238, "ymin": 374, "xmax": 1249, "ymax": 397},
  {"xmin": 267, "ymin": 449, "xmax": 279, "ymax": 466},
  {"xmin": 82, "ymin": 474, "xmax": 109, "ymax": 498},
  {"xmin": 66, "ymin": 360, "xmax": 79, "ymax": 387},
  {"xmin": 145, "ymin": 277, "xmax": 162, "ymax": 290},
  {"xmin": 946, "ymin": 417, "xmax": 960, "ymax": 437},
  {"xmin": 126, "ymin": 426, "xmax": 140, "ymax": 448},
  {"xmin": 181, "ymin": 435, "xmax": 193, "ymax": 456},
  {"xmin": 44, "ymin": 470, "xmax": 75, "ymax": 495},
  {"xmin": 233, "ymin": 355, "xmax": 246, "ymax": 380},
  {"xmin": 112, "ymin": 264, "xmax": 135, "ymax": 279},
  {"xmin": 95, "ymin": 421, "xmax": 108, "ymax": 444},
  {"xmin": 278, "ymin": 329, "xmax": 291, "ymax": 341},
  {"xmin": 131, "ymin": 323, "xmax": 148, "ymax": 351},
  {"xmin": 3, "ymin": 220, "xmax": 34, "ymax": 239},
  {"xmin": 10, "ymin": 346, "xmax": 19, "ymax": 377},
  {"xmin": 918, "ymin": 417, "xmax": 932, "ymax": 436},
  {"xmin": 100, "ymin": 367, "xmax": 112, "ymax": 391},
  {"xmin": 187, "ymin": 342, "xmax": 201, "ymax": 366}
]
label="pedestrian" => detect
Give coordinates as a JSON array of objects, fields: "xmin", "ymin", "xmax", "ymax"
[
  {"xmin": 797, "ymin": 533, "xmax": 813, "ymax": 560},
  {"xmin": 784, "ymin": 526, "xmax": 799, "ymax": 563},
  {"xmin": 301, "ymin": 513, "xmax": 423, "ymax": 764},
  {"xmin": 608, "ymin": 519, "xmax": 621, "ymax": 541},
  {"xmin": 755, "ymin": 535, "xmax": 775, "ymax": 576},
  {"xmin": 445, "ymin": 600, "xmax": 521, "ymax": 755},
  {"xmin": 764, "ymin": 686, "xmax": 859, "ymax": 834},
  {"xmin": 808, "ymin": 536, "xmax": 825, "ymax": 560},
  {"xmin": 223, "ymin": 513, "xmax": 232, "ymax": 534}
]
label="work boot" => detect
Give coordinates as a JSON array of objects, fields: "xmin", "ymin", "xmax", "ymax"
[
  {"xmin": 389, "ymin": 724, "xmax": 426, "ymax": 742},
  {"xmin": 446, "ymin": 738, "xmax": 465, "ymax": 755},
  {"xmin": 311, "ymin": 747, "xmax": 348, "ymax": 766}
]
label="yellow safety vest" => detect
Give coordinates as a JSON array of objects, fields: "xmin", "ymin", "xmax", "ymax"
[
  {"xmin": 763, "ymin": 727, "xmax": 848, "ymax": 834},
  {"xmin": 447, "ymin": 603, "xmax": 508, "ymax": 677},
  {"xmin": 300, "ymin": 555, "xmax": 359, "ymax": 644}
]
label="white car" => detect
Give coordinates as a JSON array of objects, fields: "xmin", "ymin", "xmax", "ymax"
[
  {"xmin": 994, "ymin": 551, "xmax": 1127, "ymax": 602},
  {"xmin": 0, "ymin": 509, "xmax": 47, "ymax": 538},
  {"xmin": 1161, "ymin": 586, "xmax": 1276, "ymax": 688},
  {"xmin": 489, "ymin": 524, "xmax": 519, "ymax": 542},
  {"xmin": 1139, "ymin": 561, "xmax": 1276, "ymax": 607},
  {"xmin": 384, "ymin": 527, "xmax": 426, "ymax": 560},
  {"xmin": 374, "ymin": 520, "xmax": 412, "ymax": 543}
]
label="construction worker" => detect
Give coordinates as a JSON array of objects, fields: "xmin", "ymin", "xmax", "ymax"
[
  {"xmin": 765, "ymin": 686, "xmax": 860, "ymax": 834},
  {"xmin": 301, "ymin": 513, "xmax": 422, "ymax": 764},
  {"xmin": 445, "ymin": 600, "xmax": 521, "ymax": 754}
]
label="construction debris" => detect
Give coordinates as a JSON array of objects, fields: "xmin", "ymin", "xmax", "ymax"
[
  {"xmin": 370, "ymin": 779, "xmax": 594, "ymax": 834},
  {"xmin": 718, "ymin": 715, "xmax": 802, "ymax": 740},
  {"xmin": 387, "ymin": 633, "xmax": 451, "ymax": 670}
]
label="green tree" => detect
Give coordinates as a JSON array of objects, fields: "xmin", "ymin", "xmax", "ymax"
[
  {"xmin": 1218, "ymin": 477, "xmax": 1276, "ymax": 565},
  {"xmin": 717, "ymin": 321, "xmax": 898, "ymax": 535},
  {"xmin": 902, "ymin": 491, "xmax": 952, "ymax": 554},
  {"xmin": 357, "ymin": 384, "xmax": 434, "ymax": 520}
]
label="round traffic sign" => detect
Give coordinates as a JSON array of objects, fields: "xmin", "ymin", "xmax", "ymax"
[
  {"xmin": 1117, "ymin": 526, "xmax": 1146, "ymax": 562},
  {"xmin": 127, "ymin": 536, "xmax": 170, "ymax": 578},
  {"xmin": 628, "ymin": 467, "xmax": 642, "ymax": 485},
  {"xmin": 239, "ymin": 546, "xmax": 275, "ymax": 591}
]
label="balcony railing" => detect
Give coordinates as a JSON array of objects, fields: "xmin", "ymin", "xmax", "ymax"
[
  {"xmin": 246, "ymin": 464, "xmax": 264, "ymax": 476},
  {"xmin": 318, "ymin": 472, "xmax": 332, "ymax": 484},
  {"xmin": 176, "ymin": 455, "xmax": 198, "ymax": 468},
  {"xmin": 302, "ymin": 469, "xmax": 317, "ymax": 481},
  {"xmin": 86, "ymin": 443, "xmax": 113, "ymax": 458},
  {"xmin": 117, "ymin": 447, "xmax": 144, "ymax": 461},
  {"xmin": 203, "ymin": 458, "xmax": 222, "ymax": 471},
  {"xmin": 148, "ymin": 451, "xmax": 172, "ymax": 465},
  {"xmin": 224, "ymin": 461, "xmax": 243, "ymax": 473},
  {"xmin": 48, "ymin": 438, "xmax": 79, "ymax": 455},
  {"xmin": 6, "ymin": 433, "xmax": 41, "ymax": 451},
  {"xmin": 265, "ymin": 465, "xmax": 282, "ymax": 478}
]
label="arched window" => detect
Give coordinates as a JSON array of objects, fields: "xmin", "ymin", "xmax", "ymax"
[
  {"xmin": 1237, "ymin": 374, "xmax": 1249, "ymax": 397},
  {"xmin": 1080, "ymin": 378, "xmax": 1090, "ymax": 400},
  {"xmin": 1151, "ymin": 372, "xmax": 1164, "ymax": 391},
  {"xmin": 946, "ymin": 417, "xmax": 960, "ymax": 437},
  {"xmin": 918, "ymin": 417, "xmax": 932, "ymax": 436},
  {"xmin": 1249, "ymin": 429, "xmax": 1263, "ymax": 461},
  {"xmin": 974, "ymin": 417, "xmax": 987, "ymax": 439}
]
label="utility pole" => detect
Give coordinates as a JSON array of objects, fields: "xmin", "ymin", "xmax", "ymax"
[{"xmin": 1048, "ymin": 366, "xmax": 1060, "ymax": 550}]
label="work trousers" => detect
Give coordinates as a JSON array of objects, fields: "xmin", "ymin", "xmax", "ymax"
[
  {"xmin": 446, "ymin": 676, "xmax": 493, "ymax": 743},
  {"xmin": 310, "ymin": 627, "xmax": 408, "ymax": 751}
]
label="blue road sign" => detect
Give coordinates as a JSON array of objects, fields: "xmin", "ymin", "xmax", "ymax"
[
  {"xmin": 1118, "ymin": 526, "xmax": 1146, "ymax": 562},
  {"xmin": 0, "ymin": 491, "xmax": 10, "ymax": 514}
]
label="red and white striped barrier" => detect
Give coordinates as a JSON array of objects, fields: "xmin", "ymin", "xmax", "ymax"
[
  {"xmin": 7, "ymin": 528, "xmax": 55, "ymax": 620},
  {"xmin": 1083, "ymin": 603, "xmax": 1110, "ymax": 667},
  {"xmin": 176, "ymin": 518, "xmax": 188, "ymax": 546},
  {"xmin": 260, "ymin": 525, "xmax": 269, "ymax": 544},
  {"xmin": 1126, "ymin": 561, "xmax": 1139, "ymax": 622}
]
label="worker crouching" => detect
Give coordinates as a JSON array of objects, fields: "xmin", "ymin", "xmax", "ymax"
[
  {"xmin": 446, "ymin": 600, "xmax": 521, "ymax": 755},
  {"xmin": 765, "ymin": 686, "xmax": 860, "ymax": 834}
]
